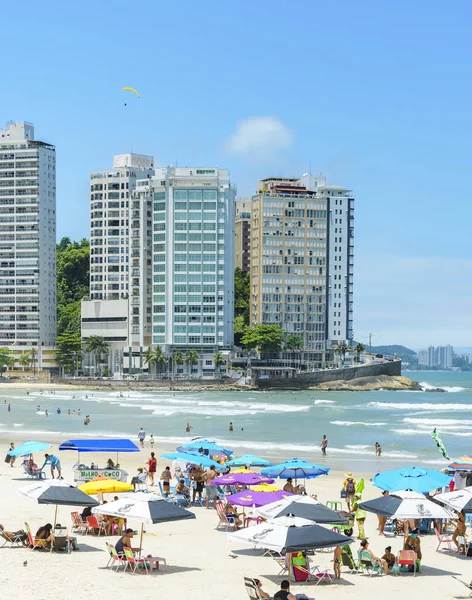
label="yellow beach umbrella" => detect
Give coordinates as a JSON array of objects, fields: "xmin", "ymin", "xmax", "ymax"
[
  {"xmin": 79, "ymin": 479, "xmax": 133, "ymax": 495},
  {"xmin": 251, "ymin": 483, "xmax": 280, "ymax": 492}
]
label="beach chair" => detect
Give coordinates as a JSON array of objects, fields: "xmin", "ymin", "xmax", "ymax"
[
  {"xmin": 22, "ymin": 463, "xmax": 46, "ymax": 480},
  {"xmin": 384, "ymin": 518, "xmax": 395, "ymax": 533},
  {"xmin": 326, "ymin": 500, "xmax": 343, "ymax": 511},
  {"xmin": 273, "ymin": 554, "xmax": 288, "ymax": 575},
  {"xmin": 396, "ymin": 550, "xmax": 418, "ymax": 576},
  {"xmin": 216, "ymin": 501, "xmax": 238, "ymax": 531},
  {"xmin": 171, "ymin": 493, "xmax": 191, "ymax": 507},
  {"xmin": 51, "ymin": 530, "xmax": 72, "ymax": 554},
  {"xmin": 341, "ymin": 545, "xmax": 360, "ymax": 574},
  {"xmin": 435, "ymin": 527, "xmax": 455, "ymax": 552},
  {"xmin": 24, "ymin": 523, "xmax": 48, "ymax": 551},
  {"xmin": 358, "ymin": 549, "xmax": 383, "ymax": 576},
  {"xmin": 123, "ymin": 546, "xmax": 149, "ymax": 574},
  {"xmin": 244, "ymin": 577, "xmax": 263, "ymax": 600},
  {"xmin": 290, "ymin": 552, "xmax": 334, "ymax": 584},
  {"xmin": 419, "ymin": 518, "xmax": 433, "ymax": 535},
  {"xmin": 71, "ymin": 512, "xmax": 87, "ymax": 534},
  {"xmin": 108, "ymin": 543, "xmax": 127, "ymax": 571},
  {"xmin": 452, "ymin": 576, "xmax": 472, "ymax": 597},
  {"xmin": 0, "ymin": 527, "xmax": 25, "ymax": 548},
  {"xmin": 86, "ymin": 515, "xmax": 107, "ymax": 536}
]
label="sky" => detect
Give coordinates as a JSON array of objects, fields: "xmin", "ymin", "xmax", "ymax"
[{"xmin": 1, "ymin": 0, "xmax": 470, "ymax": 348}]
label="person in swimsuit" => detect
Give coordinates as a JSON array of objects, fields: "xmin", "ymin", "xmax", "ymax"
[
  {"xmin": 203, "ymin": 465, "xmax": 219, "ymax": 509},
  {"xmin": 453, "ymin": 511, "xmax": 466, "ymax": 550},
  {"xmin": 147, "ymin": 452, "xmax": 157, "ymax": 485},
  {"xmin": 160, "ymin": 466, "xmax": 172, "ymax": 495},
  {"xmin": 274, "ymin": 580, "xmax": 296, "ymax": 600},
  {"xmin": 333, "ymin": 545, "xmax": 341, "ymax": 579},
  {"xmin": 115, "ymin": 528, "xmax": 139, "ymax": 558},
  {"xmin": 320, "ymin": 434, "xmax": 328, "ymax": 455},
  {"xmin": 185, "ymin": 423, "xmax": 192, "ymax": 434},
  {"xmin": 189, "ymin": 465, "xmax": 204, "ymax": 503}
]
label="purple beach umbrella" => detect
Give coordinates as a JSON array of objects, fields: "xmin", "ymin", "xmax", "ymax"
[
  {"xmin": 226, "ymin": 489, "xmax": 293, "ymax": 507},
  {"xmin": 213, "ymin": 473, "xmax": 274, "ymax": 486}
]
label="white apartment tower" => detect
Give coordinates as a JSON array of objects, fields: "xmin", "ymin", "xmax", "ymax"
[
  {"xmin": 133, "ymin": 167, "xmax": 235, "ymax": 357},
  {"xmin": 0, "ymin": 121, "xmax": 56, "ymax": 355},
  {"xmin": 89, "ymin": 154, "xmax": 154, "ymax": 300},
  {"xmin": 250, "ymin": 174, "xmax": 354, "ymax": 364}
]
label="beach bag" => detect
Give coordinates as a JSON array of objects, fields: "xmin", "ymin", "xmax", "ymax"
[
  {"xmin": 346, "ymin": 480, "xmax": 355, "ymax": 495},
  {"xmin": 4, "ymin": 453, "xmax": 11, "ymax": 463},
  {"xmin": 340, "ymin": 490, "xmax": 347, "ymax": 498},
  {"xmin": 392, "ymin": 563, "xmax": 401, "ymax": 576}
]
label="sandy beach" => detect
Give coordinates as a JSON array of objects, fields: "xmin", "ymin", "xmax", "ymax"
[{"xmin": 0, "ymin": 433, "xmax": 469, "ymax": 600}]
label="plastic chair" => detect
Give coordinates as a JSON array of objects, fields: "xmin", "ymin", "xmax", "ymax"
[
  {"xmin": 435, "ymin": 527, "xmax": 455, "ymax": 552},
  {"xmin": 123, "ymin": 546, "xmax": 149, "ymax": 574},
  {"xmin": 326, "ymin": 500, "xmax": 343, "ymax": 511},
  {"xmin": 397, "ymin": 550, "xmax": 418, "ymax": 576},
  {"xmin": 108, "ymin": 542, "xmax": 127, "ymax": 571},
  {"xmin": 86, "ymin": 515, "xmax": 107, "ymax": 536},
  {"xmin": 341, "ymin": 545, "xmax": 360, "ymax": 573},
  {"xmin": 24, "ymin": 522, "xmax": 49, "ymax": 550},
  {"xmin": 358, "ymin": 549, "xmax": 383, "ymax": 576}
]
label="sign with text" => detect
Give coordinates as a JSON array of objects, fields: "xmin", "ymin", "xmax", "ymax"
[{"xmin": 73, "ymin": 468, "xmax": 128, "ymax": 482}]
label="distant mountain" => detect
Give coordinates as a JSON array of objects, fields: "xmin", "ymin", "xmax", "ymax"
[{"xmin": 369, "ymin": 345, "xmax": 418, "ymax": 364}]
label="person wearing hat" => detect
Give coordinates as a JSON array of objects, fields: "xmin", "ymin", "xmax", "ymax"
[
  {"xmin": 352, "ymin": 492, "xmax": 366, "ymax": 540},
  {"xmin": 342, "ymin": 472, "xmax": 357, "ymax": 511}
]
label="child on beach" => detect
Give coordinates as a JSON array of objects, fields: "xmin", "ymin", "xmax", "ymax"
[{"xmin": 333, "ymin": 546, "xmax": 342, "ymax": 579}]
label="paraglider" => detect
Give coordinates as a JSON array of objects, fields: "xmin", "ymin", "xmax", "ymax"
[
  {"xmin": 432, "ymin": 428, "xmax": 449, "ymax": 460},
  {"xmin": 122, "ymin": 87, "xmax": 140, "ymax": 106}
]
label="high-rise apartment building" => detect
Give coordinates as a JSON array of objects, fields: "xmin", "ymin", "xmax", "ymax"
[
  {"xmin": 250, "ymin": 174, "xmax": 354, "ymax": 364},
  {"xmin": 419, "ymin": 345, "xmax": 454, "ymax": 368},
  {"xmin": 0, "ymin": 122, "xmax": 56, "ymax": 366},
  {"xmin": 89, "ymin": 153, "xmax": 154, "ymax": 301},
  {"xmin": 234, "ymin": 198, "xmax": 252, "ymax": 272}
]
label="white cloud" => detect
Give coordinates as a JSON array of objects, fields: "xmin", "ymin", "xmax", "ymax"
[{"xmin": 225, "ymin": 116, "xmax": 294, "ymax": 160}]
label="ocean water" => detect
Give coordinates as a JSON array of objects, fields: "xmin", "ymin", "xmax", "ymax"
[{"xmin": 1, "ymin": 371, "xmax": 471, "ymax": 473}]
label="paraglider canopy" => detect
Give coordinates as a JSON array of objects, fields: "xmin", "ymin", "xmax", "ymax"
[{"xmin": 122, "ymin": 87, "xmax": 140, "ymax": 98}]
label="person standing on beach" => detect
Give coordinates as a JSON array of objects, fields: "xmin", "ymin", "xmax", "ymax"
[
  {"xmin": 320, "ymin": 435, "xmax": 328, "ymax": 456},
  {"xmin": 138, "ymin": 427, "xmax": 146, "ymax": 448},
  {"xmin": 333, "ymin": 545, "xmax": 342, "ymax": 579},
  {"xmin": 203, "ymin": 465, "xmax": 219, "ymax": 509},
  {"xmin": 7, "ymin": 442, "xmax": 15, "ymax": 467},
  {"xmin": 42, "ymin": 453, "xmax": 62, "ymax": 479},
  {"xmin": 160, "ymin": 465, "xmax": 172, "ymax": 495},
  {"xmin": 342, "ymin": 472, "xmax": 356, "ymax": 511},
  {"xmin": 149, "ymin": 434, "xmax": 154, "ymax": 448},
  {"xmin": 147, "ymin": 452, "xmax": 157, "ymax": 485},
  {"xmin": 352, "ymin": 493, "xmax": 366, "ymax": 540}
]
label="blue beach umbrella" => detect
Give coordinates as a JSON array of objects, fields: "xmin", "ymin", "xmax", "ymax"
[
  {"xmin": 226, "ymin": 453, "xmax": 274, "ymax": 468},
  {"xmin": 160, "ymin": 451, "xmax": 221, "ymax": 469},
  {"xmin": 371, "ymin": 466, "xmax": 452, "ymax": 493},
  {"xmin": 178, "ymin": 439, "xmax": 233, "ymax": 456},
  {"xmin": 9, "ymin": 440, "xmax": 52, "ymax": 457},
  {"xmin": 261, "ymin": 458, "xmax": 330, "ymax": 480}
]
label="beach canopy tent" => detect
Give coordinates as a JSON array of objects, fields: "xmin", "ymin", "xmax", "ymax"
[
  {"xmin": 59, "ymin": 439, "xmax": 139, "ymax": 453},
  {"xmin": 212, "ymin": 473, "xmax": 274, "ymax": 486},
  {"xmin": 371, "ymin": 467, "xmax": 452, "ymax": 493},
  {"xmin": 226, "ymin": 489, "xmax": 293, "ymax": 507},
  {"xmin": 161, "ymin": 451, "xmax": 221, "ymax": 469},
  {"xmin": 262, "ymin": 458, "xmax": 330, "ymax": 481},
  {"xmin": 9, "ymin": 440, "xmax": 52, "ymax": 457},
  {"xmin": 225, "ymin": 454, "xmax": 274, "ymax": 468},
  {"xmin": 256, "ymin": 495, "xmax": 348, "ymax": 525},
  {"xmin": 19, "ymin": 479, "xmax": 99, "ymax": 525},
  {"xmin": 178, "ymin": 440, "xmax": 233, "ymax": 456},
  {"xmin": 448, "ymin": 456, "xmax": 472, "ymax": 471},
  {"xmin": 228, "ymin": 515, "xmax": 354, "ymax": 553},
  {"xmin": 358, "ymin": 490, "xmax": 454, "ymax": 519},
  {"xmin": 435, "ymin": 487, "xmax": 472, "ymax": 513}
]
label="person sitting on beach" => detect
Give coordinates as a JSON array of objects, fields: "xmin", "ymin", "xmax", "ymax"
[
  {"xmin": 35, "ymin": 523, "xmax": 54, "ymax": 549},
  {"xmin": 359, "ymin": 539, "xmax": 389, "ymax": 574},
  {"xmin": 175, "ymin": 478, "xmax": 191, "ymax": 500},
  {"xmin": 283, "ymin": 478, "xmax": 294, "ymax": 493},
  {"xmin": 274, "ymin": 580, "xmax": 296, "ymax": 600},
  {"xmin": 131, "ymin": 467, "xmax": 147, "ymax": 491},
  {"xmin": 115, "ymin": 528, "xmax": 139, "ymax": 558},
  {"xmin": 404, "ymin": 528, "xmax": 422, "ymax": 560},
  {"xmin": 81, "ymin": 506, "xmax": 93, "ymax": 521},
  {"xmin": 0, "ymin": 524, "xmax": 28, "ymax": 545},
  {"xmin": 224, "ymin": 502, "xmax": 242, "ymax": 528},
  {"xmin": 253, "ymin": 578, "xmax": 270, "ymax": 599},
  {"xmin": 382, "ymin": 546, "xmax": 396, "ymax": 569},
  {"xmin": 160, "ymin": 465, "xmax": 172, "ymax": 495},
  {"xmin": 54, "ymin": 523, "xmax": 79, "ymax": 551},
  {"xmin": 452, "ymin": 511, "xmax": 466, "ymax": 550},
  {"xmin": 295, "ymin": 485, "xmax": 307, "ymax": 496}
]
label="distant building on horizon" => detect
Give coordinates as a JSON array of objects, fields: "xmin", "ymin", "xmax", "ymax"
[
  {"xmin": 0, "ymin": 121, "xmax": 56, "ymax": 371},
  {"xmin": 249, "ymin": 173, "xmax": 354, "ymax": 365},
  {"xmin": 418, "ymin": 344, "xmax": 454, "ymax": 368}
]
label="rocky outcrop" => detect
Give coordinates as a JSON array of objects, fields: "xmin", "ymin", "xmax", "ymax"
[{"xmin": 308, "ymin": 374, "xmax": 423, "ymax": 391}]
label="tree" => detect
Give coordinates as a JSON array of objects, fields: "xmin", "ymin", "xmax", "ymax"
[
  {"xmin": 84, "ymin": 335, "xmax": 109, "ymax": 376},
  {"xmin": 56, "ymin": 237, "xmax": 90, "ymax": 337},
  {"xmin": 185, "ymin": 349, "xmax": 199, "ymax": 376},
  {"xmin": 241, "ymin": 324, "xmax": 285, "ymax": 354},
  {"xmin": 0, "ymin": 348, "xmax": 14, "ymax": 376},
  {"xmin": 56, "ymin": 332, "xmax": 82, "ymax": 374},
  {"xmin": 285, "ymin": 335, "xmax": 304, "ymax": 365},
  {"xmin": 338, "ymin": 341, "xmax": 349, "ymax": 361},
  {"xmin": 30, "ymin": 348, "xmax": 38, "ymax": 375},
  {"xmin": 172, "ymin": 349, "xmax": 184, "ymax": 377},
  {"xmin": 143, "ymin": 346, "xmax": 166, "ymax": 378},
  {"xmin": 234, "ymin": 268, "xmax": 250, "ymax": 325},
  {"xmin": 354, "ymin": 342, "xmax": 365, "ymax": 362},
  {"xmin": 19, "ymin": 352, "xmax": 32, "ymax": 372},
  {"xmin": 213, "ymin": 351, "xmax": 225, "ymax": 375}
]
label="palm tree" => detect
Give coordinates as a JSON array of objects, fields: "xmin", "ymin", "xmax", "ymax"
[
  {"xmin": 84, "ymin": 336, "xmax": 109, "ymax": 376},
  {"xmin": 185, "ymin": 349, "xmax": 199, "ymax": 377},
  {"xmin": 19, "ymin": 351, "xmax": 32, "ymax": 372},
  {"xmin": 172, "ymin": 349, "xmax": 184, "ymax": 378},
  {"xmin": 143, "ymin": 346, "xmax": 166, "ymax": 378},
  {"xmin": 337, "ymin": 341, "xmax": 349, "ymax": 364},
  {"xmin": 213, "ymin": 351, "xmax": 225, "ymax": 376},
  {"xmin": 354, "ymin": 342, "xmax": 366, "ymax": 363},
  {"xmin": 143, "ymin": 348, "xmax": 158, "ymax": 378},
  {"xmin": 30, "ymin": 348, "xmax": 38, "ymax": 375}
]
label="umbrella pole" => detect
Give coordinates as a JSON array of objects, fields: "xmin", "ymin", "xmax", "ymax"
[
  {"xmin": 139, "ymin": 522, "xmax": 144, "ymax": 555},
  {"xmin": 54, "ymin": 504, "xmax": 58, "ymax": 527}
]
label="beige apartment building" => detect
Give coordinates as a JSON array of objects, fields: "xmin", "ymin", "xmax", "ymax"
[{"xmin": 250, "ymin": 175, "xmax": 354, "ymax": 364}]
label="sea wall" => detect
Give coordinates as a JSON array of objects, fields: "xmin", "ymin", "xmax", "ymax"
[{"xmin": 256, "ymin": 360, "xmax": 402, "ymax": 390}]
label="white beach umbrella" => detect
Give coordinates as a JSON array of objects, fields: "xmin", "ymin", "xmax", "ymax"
[
  {"xmin": 435, "ymin": 487, "xmax": 472, "ymax": 513},
  {"xmin": 358, "ymin": 490, "xmax": 454, "ymax": 519},
  {"xmin": 255, "ymin": 495, "xmax": 320, "ymax": 519}
]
